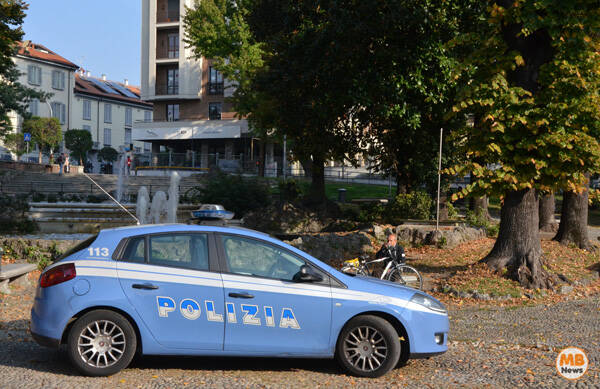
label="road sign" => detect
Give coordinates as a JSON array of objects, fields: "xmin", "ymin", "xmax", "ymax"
[{"xmin": 24, "ymin": 133, "xmax": 31, "ymax": 142}]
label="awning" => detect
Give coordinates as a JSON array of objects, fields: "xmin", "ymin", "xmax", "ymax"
[{"xmin": 133, "ymin": 120, "xmax": 246, "ymax": 141}]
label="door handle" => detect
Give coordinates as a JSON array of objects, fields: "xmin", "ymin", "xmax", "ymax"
[
  {"xmin": 228, "ymin": 292, "xmax": 254, "ymax": 299},
  {"xmin": 132, "ymin": 283, "xmax": 159, "ymax": 290}
]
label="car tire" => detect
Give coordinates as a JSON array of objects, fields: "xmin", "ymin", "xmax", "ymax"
[
  {"xmin": 67, "ymin": 309, "xmax": 137, "ymax": 376},
  {"xmin": 335, "ymin": 315, "xmax": 401, "ymax": 378}
]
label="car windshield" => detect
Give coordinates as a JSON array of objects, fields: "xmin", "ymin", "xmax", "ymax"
[{"xmin": 55, "ymin": 234, "xmax": 98, "ymax": 262}]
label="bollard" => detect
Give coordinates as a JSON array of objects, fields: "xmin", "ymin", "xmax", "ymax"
[{"xmin": 338, "ymin": 188, "xmax": 347, "ymax": 203}]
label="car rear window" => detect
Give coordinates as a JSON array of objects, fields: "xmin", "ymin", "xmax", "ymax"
[{"xmin": 55, "ymin": 234, "xmax": 98, "ymax": 262}]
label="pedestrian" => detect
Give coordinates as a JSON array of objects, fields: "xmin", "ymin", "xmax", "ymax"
[
  {"xmin": 57, "ymin": 153, "xmax": 64, "ymax": 176},
  {"xmin": 64, "ymin": 154, "xmax": 70, "ymax": 174},
  {"xmin": 126, "ymin": 155, "xmax": 131, "ymax": 176}
]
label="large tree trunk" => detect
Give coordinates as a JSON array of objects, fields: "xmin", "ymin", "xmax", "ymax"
[
  {"xmin": 481, "ymin": 188, "xmax": 554, "ymax": 289},
  {"xmin": 553, "ymin": 185, "xmax": 590, "ymax": 249},
  {"xmin": 539, "ymin": 192, "xmax": 558, "ymax": 232},
  {"xmin": 306, "ymin": 154, "xmax": 326, "ymax": 205}
]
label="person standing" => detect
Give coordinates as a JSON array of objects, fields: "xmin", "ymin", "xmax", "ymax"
[
  {"xmin": 64, "ymin": 154, "xmax": 70, "ymax": 174},
  {"xmin": 126, "ymin": 155, "xmax": 131, "ymax": 176},
  {"xmin": 56, "ymin": 153, "xmax": 64, "ymax": 176}
]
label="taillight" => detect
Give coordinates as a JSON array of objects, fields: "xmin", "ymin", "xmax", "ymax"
[{"xmin": 40, "ymin": 263, "xmax": 76, "ymax": 288}]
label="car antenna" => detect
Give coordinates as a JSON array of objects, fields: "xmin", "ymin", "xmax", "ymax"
[{"xmin": 82, "ymin": 172, "xmax": 140, "ymax": 225}]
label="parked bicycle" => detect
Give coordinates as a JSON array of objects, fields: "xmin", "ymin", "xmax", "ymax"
[{"xmin": 341, "ymin": 254, "xmax": 423, "ymax": 290}]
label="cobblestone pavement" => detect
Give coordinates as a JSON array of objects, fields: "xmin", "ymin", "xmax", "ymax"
[{"xmin": 1, "ymin": 277, "xmax": 598, "ymax": 388}]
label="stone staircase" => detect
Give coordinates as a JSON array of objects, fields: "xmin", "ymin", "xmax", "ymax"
[{"xmin": 0, "ymin": 169, "xmax": 204, "ymax": 198}]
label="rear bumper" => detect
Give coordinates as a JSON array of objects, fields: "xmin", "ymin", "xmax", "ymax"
[{"xmin": 31, "ymin": 330, "xmax": 60, "ymax": 348}]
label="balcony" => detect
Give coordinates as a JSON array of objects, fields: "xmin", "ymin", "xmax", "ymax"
[
  {"xmin": 155, "ymin": 83, "xmax": 179, "ymax": 96},
  {"xmin": 157, "ymin": 10, "xmax": 179, "ymax": 24},
  {"xmin": 207, "ymin": 82, "xmax": 224, "ymax": 96}
]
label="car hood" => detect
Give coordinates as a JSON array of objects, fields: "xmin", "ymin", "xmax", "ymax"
[{"xmin": 338, "ymin": 273, "xmax": 419, "ymax": 306}]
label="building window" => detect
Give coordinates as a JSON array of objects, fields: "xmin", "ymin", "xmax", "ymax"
[
  {"xmin": 144, "ymin": 110, "xmax": 152, "ymax": 122},
  {"xmin": 168, "ymin": 33, "xmax": 179, "ymax": 58},
  {"xmin": 125, "ymin": 107, "xmax": 132, "ymax": 127},
  {"xmin": 167, "ymin": 68, "xmax": 178, "ymax": 94},
  {"xmin": 27, "ymin": 65, "xmax": 42, "ymax": 85},
  {"xmin": 167, "ymin": 104, "xmax": 179, "ymax": 121},
  {"xmin": 125, "ymin": 128, "xmax": 132, "ymax": 145},
  {"xmin": 144, "ymin": 142, "xmax": 151, "ymax": 152},
  {"xmin": 208, "ymin": 67, "xmax": 224, "ymax": 95},
  {"xmin": 104, "ymin": 128, "xmax": 111, "ymax": 146},
  {"xmin": 29, "ymin": 98, "xmax": 39, "ymax": 116},
  {"xmin": 52, "ymin": 70, "xmax": 65, "ymax": 90},
  {"xmin": 51, "ymin": 102, "xmax": 66, "ymax": 124},
  {"xmin": 82, "ymin": 124, "xmax": 91, "ymax": 131},
  {"xmin": 209, "ymin": 102, "xmax": 222, "ymax": 120},
  {"xmin": 104, "ymin": 103, "xmax": 112, "ymax": 123},
  {"xmin": 83, "ymin": 100, "xmax": 92, "ymax": 120}
]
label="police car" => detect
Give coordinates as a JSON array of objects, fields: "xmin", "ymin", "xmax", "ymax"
[{"xmin": 31, "ymin": 224, "xmax": 448, "ymax": 378}]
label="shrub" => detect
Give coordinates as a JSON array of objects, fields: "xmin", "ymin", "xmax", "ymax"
[
  {"xmin": 86, "ymin": 194, "xmax": 105, "ymax": 203},
  {"xmin": 194, "ymin": 173, "xmax": 271, "ymax": 218},
  {"xmin": 466, "ymin": 208, "xmax": 498, "ymax": 237},
  {"xmin": 46, "ymin": 193, "xmax": 58, "ymax": 203},
  {"xmin": 31, "ymin": 191, "xmax": 46, "ymax": 202},
  {"xmin": 384, "ymin": 191, "xmax": 433, "ymax": 223},
  {"xmin": 0, "ymin": 194, "xmax": 38, "ymax": 234},
  {"xmin": 447, "ymin": 202, "xmax": 459, "ymax": 219},
  {"xmin": 278, "ymin": 179, "xmax": 302, "ymax": 202}
]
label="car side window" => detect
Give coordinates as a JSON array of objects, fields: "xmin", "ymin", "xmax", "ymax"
[
  {"xmin": 121, "ymin": 237, "xmax": 145, "ymax": 263},
  {"xmin": 220, "ymin": 235, "xmax": 305, "ymax": 281},
  {"xmin": 149, "ymin": 233, "xmax": 209, "ymax": 271}
]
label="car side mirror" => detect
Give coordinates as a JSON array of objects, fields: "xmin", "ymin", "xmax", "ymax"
[{"xmin": 293, "ymin": 265, "xmax": 323, "ymax": 283}]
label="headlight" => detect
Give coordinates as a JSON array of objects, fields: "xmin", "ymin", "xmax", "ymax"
[{"xmin": 410, "ymin": 293, "xmax": 447, "ymax": 313}]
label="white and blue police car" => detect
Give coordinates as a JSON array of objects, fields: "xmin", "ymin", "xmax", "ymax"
[{"xmin": 31, "ymin": 224, "xmax": 448, "ymax": 378}]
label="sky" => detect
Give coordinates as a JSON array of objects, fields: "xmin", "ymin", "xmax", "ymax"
[{"xmin": 22, "ymin": 0, "xmax": 142, "ymax": 86}]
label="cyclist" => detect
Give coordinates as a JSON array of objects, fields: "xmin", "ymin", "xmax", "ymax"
[{"xmin": 375, "ymin": 233, "xmax": 405, "ymax": 264}]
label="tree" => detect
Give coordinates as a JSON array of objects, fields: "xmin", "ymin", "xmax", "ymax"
[
  {"xmin": 184, "ymin": 0, "xmax": 366, "ymax": 205},
  {"xmin": 539, "ymin": 192, "xmax": 557, "ymax": 232},
  {"xmin": 23, "ymin": 117, "xmax": 62, "ymax": 163},
  {"xmin": 3, "ymin": 131, "xmax": 26, "ymax": 158},
  {"xmin": 451, "ymin": 0, "xmax": 600, "ymax": 288},
  {"xmin": 97, "ymin": 146, "xmax": 118, "ymax": 163},
  {"xmin": 554, "ymin": 183, "xmax": 590, "ymax": 249},
  {"xmin": 65, "ymin": 129, "xmax": 93, "ymax": 165},
  {"xmin": 0, "ymin": 0, "xmax": 49, "ymax": 135}
]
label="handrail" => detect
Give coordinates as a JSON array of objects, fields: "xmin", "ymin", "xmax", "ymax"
[{"xmin": 81, "ymin": 172, "xmax": 140, "ymax": 225}]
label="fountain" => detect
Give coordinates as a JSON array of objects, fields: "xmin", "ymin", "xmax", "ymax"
[
  {"xmin": 115, "ymin": 154, "xmax": 128, "ymax": 203},
  {"xmin": 167, "ymin": 172, "xmax": 181, "ymax": 223},
  {"xmin": 150, "ymin": 191, "xmax": 167, "ymax": 224},
  {"xmin": 136, "ymin": 186, "xmax": 150, "ymax": 224}
]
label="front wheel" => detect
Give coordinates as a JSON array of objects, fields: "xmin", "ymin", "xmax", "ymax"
[
  {"xmin": 387, "ymin": 265, "xmax": 423, "ymax": 290},
  {"xmin": 335, "ymin": 315, "xmax": 401, "ymax": 378},
  {"xmin": 67, "ymin": 309, "xmax": 137, "ymax": 376}
]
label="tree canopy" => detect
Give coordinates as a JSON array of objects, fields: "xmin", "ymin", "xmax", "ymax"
[
  {"xmin": 23, "ymin": 117, "xmax": 62, "ymax": 163},
  {"xmin": 0, "ymin": 0, "xmax": 49, "ymax": 136},
  {"xmin": 65, "ymin": 129, "xmax": 93, "ymax": 165}
]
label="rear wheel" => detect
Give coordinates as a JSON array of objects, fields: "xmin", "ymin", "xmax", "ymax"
[
  {"xmin": 336, "ymin": 315, "xmax": 401, "ymax": 378},
  {"xmin": 387, "ymin": 265, "xmax": 423, "ymax": 290},
  {"xmin": 67, "ymin": 309, "xmax": 137, "ymax": 376}
]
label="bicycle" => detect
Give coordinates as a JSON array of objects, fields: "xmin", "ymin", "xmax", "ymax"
[{"xmin": 341, "ymin": 254, "xmax": 423, "ymax": 290}]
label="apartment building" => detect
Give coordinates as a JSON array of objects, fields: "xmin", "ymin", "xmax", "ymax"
[
  {"xmin": 136, "ymin": 0, "xmax": 271, "ymax": 172},
  {"xmin": 3, "ymin": 42, "xmax": 152, "ymax": 170},
  {"xmin": 73, "ymin": 71, "xmax": 153, "ymax": 171},
  {"xmin": 3, "ymin": 41, "xmax": 79, "ymax": 161}
]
